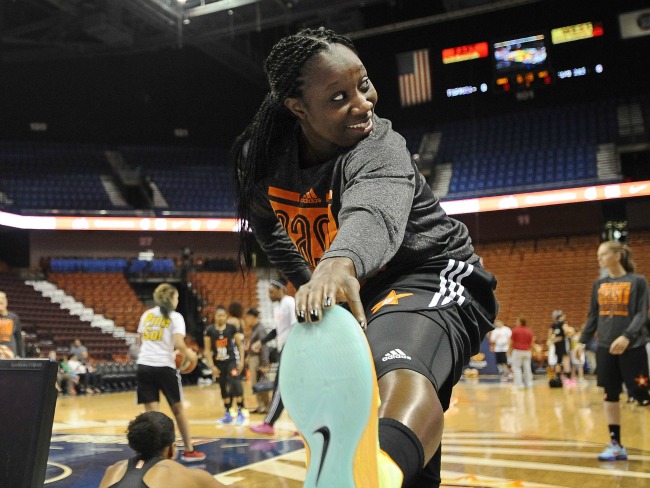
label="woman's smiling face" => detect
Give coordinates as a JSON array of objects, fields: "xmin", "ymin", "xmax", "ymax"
[{"xmin": 284, "ymin": 43, "xmax": 378, "ymax": 161}]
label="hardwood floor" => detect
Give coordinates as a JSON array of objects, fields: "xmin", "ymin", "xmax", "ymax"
[{"xmin": 47, "ymin": 376, "xmax": 650, "ymax": 487}]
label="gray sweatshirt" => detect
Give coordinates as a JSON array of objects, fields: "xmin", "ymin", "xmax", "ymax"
[
  {"xmin": 250, "ymin": 115, "xmax": 477, "ymax": 288},
  {"xmin": 580, "ymin": 273, "xmax": 650, "ymax": 349}
]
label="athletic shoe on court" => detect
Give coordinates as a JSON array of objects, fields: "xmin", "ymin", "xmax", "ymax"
[
  {"xmin": 218, "ymin": 411, "xmax": 233, "ymax": 424},
  {"xmin": 598, "ymin": 441, "xmax": 628, "ymax": 461},
  {"xmin": 280, "ymin": 305, "xmax": 402, "ymax": 488},
  {"xmin": 240, "ymin": 407, "xmax": 250, "ymax": 418},
  {"xmin": 235, "ymin": 410, "xmax": 246, "ymax": 425},
  {"xmin": 250, "ymin": 422, "xmax": 275, "ymax": 435},
  {"xmin": 181, "ymin": 449, "xmax": 206, "ymax": 462}
]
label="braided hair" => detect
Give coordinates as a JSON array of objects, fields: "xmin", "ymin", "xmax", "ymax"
[{"xmin": 231, "ymin": 27, "xmax": 356, "ymax": 267}]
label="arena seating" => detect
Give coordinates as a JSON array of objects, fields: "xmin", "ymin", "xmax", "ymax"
[
  {"xmin": 116, "ymin": 145, "xmax": 236, "ymax": 213},
  {"xmin": 47, "ymin": 257, "xmax": 175, "ymax": 276},
  {"xmin": 0, "ymin": 95, "xmax": 636, "ymax": 214},
  {"xmin": 0, "ymin": 141, "xmax": 118, "ymax": 211},
  {"xmin": 188, "ymin": 271, "xmax": 259, "ymax": 324},
  {"xmin": 48, "ymin": 272, "xmax": 147, "ymax": 333},
  {"xmin": 402, "ymin": 96, "xmax": 626, "ymax": 198},
  {"xmin": 0, "ymin": 272, "xmax": 129, "ymax": 360}
]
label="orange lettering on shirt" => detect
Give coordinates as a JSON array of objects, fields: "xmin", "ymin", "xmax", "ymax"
[
  {"xmin": 0, "ymin": 318, "xmax": 14, "ymax": 343},
  {"xmin": 598, "ymin": 282, "xmax": 631, "ymax": 317},
  {"xmin": 268, "ymin": 191, "xmax": 338, "ymax": 267}
]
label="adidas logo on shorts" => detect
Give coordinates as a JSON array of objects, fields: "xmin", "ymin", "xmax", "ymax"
[{"xmin": 382, "ymin": 348, "xmax": 411, "ymax": 362}]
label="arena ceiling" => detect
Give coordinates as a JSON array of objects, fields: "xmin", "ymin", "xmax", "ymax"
[{"xmin": 2, "ymin": 0, "xmax": 538, "ymax": 84}]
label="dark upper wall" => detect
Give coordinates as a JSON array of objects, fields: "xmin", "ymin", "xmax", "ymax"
[
  {"xmin": 0, "ymin": 46, "xmax": 266, "ymax": 147},
  {"xmin": 1, "ymin": 0, "xmax": 648, "ymax": 146}
]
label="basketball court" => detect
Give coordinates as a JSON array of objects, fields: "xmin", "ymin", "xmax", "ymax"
[{"xmin": 45, "ymin": 376, "xmax": 650, "ymax": 487}]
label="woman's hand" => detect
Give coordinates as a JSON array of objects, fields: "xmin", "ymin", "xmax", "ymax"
[
  {"xmin": 295, "ymin": 257, "xmax": 367, "ymax": 329},
  {"xmin": 609, "ymin": 336, "xmax": 630, "ymax": 355}
]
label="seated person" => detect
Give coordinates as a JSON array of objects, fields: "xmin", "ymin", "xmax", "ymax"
[
  {"xmin": 48, "ymin": 350, "xmax": 75, "ymax": 395},
  {"xmin": 99, "ymin": 411, "xmax": 226, "ymax": 488}
]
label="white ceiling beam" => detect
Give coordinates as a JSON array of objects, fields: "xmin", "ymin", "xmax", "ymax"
[{"xmin": 187, "ymin": 0, "xmax": 262, "ymax": 18}]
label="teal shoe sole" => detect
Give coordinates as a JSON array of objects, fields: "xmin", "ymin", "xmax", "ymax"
[{"xmin": 279, "ymin": 305, "xmax": 376, "ymax": 488}]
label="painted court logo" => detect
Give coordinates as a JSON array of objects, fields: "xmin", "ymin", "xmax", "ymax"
[{"xmin": 382, "ymin": 349, "xmax": 411, "ymax": 362}]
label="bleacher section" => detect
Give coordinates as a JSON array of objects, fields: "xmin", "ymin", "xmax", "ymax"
[
  {"xmin": 0, "ymin": 141, "xmax": 117, "ymax": 211},
  {"xmin": 188, "ymin": 271, "xmax": 258, "ymax": 324},
  {"xmin": 49, "ymin": 273, "xmax": 147, "ymax": 333},
  {"xmin": 49, "ymin": 257, "xmax": 175, "ymax": 276},
  {"xmin": 117, "ymin": 145, "xmax": 236, "ymax": 213},
  {"xmin": 402, "ymin": 97, "xmax": 630, "ymax": 198},
  {"xmin": 2, "ymin": 94, "xmax": 644, "ymax": 214},
  {"xmin": 0, "ymin": 272, "xmax": 129, "ymax": 359}
]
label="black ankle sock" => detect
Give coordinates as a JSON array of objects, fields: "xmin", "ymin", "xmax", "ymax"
[
  {"xmin": 608, "ymin": 424, "xmax": 621, "ymax": 444},
  {"xmin": 378, "ymin": 418, "xmax": 425, "ymax": 486}
]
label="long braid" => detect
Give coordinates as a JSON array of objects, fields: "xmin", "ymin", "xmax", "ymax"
[{"xmin": 231, "ymin": 27, "xmax": 356, "ymax": 268}]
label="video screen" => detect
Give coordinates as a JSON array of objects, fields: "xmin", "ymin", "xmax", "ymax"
[{"xmin": 493, "ymin": 34, "xmax": 548, "ymax": 73}]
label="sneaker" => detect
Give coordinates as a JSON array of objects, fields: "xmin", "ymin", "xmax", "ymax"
[
  {"xmin": 598, "ymin": 441, "xmax": 628, "ymax": 461},
  {"xmin": 217, "ymin": 411, "xmax": 233, "ymax": 424},
  {"xmin": 240, "ymin": 408, "xmax": 250, "ymax": 418},
  {"xmin": 250, "ymin": 422, "xmax": 275, "ymax": 435},
  {"xmin": 280, "ymin": 305, "xmax": 396, "ymax": 487},
  {"xmin": 235, "ymin": 410, "xmax": 246, "ymax": 425},
  {"xmin": 181, "ymin": 449, "xmax": 206, "ymax": 462}
]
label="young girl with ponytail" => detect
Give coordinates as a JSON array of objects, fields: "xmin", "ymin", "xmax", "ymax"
[{"xmin": 577, "ymin": 240, "xmax": 650, "ymax": 461}]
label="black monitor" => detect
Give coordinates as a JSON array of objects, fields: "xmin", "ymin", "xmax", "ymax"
[{"xmin": 0, "ymin": 359, "xmax": 58, "ymax": 488}]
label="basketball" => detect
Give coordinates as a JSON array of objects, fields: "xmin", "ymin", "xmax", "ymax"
[
  {"xmin": 0, "ymin": 345, "xmax": 15, "ymax": 359},
  {"xmin": 174, "ymin": 350, "xmax": 197, "ymax": 374}
]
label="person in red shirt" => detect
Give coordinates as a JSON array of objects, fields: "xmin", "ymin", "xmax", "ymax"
[{"xmin": 510, "ymin": 317, "xmax": 535, "ymax": 388}]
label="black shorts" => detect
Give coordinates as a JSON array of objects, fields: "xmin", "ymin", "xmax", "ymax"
[
  {"xmin": 136, "ymin": 364, "xmax": 183, "ymax": 406},
  {"xmin": 214, "ymin": 359, "xmax": 238, "ymax": 379},
  {"xmin": 362, "ymin": 258, "xmax": 498, "ymax": 411},
  {"xmin": 596, "ymin": 345, "xmax": 650, "ymax": 400},
  {"xmin": 495, "ymin": 352, "xmax": 508, "ymax": 365},
  {"xmin": 555, "ymin": 342, "xmax": 567, "ymax": 361}
]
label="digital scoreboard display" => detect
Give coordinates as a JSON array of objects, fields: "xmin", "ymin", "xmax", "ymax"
[
  {"xmin": 492, "ymin": 34, "xmax": 552, "ymax": 92},
  {"xmin": 551, "ymin": 22, "xmax": 604, "ymax": 44},
  {"xmin": 437, "ymin": 18, "xmax": 607, "ymax": 99},
  {"xmin": 442, "ymin": 42, "xmax": 489, "ymax": 64}
]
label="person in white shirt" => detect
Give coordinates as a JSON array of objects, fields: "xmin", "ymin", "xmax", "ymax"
[
  {"xmin": 136, "ymin": 283, "xmax": 205, "ymax": 462},
  {"xmin": 490, "ymin": 319, "xmax": 512, "ymax": 381},
  {"xmin": 249, "ymin": 277, "xmax": 296, "ymax": 435}
]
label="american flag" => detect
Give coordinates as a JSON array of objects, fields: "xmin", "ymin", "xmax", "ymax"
[{"xmin": 397, "ymin": 49, "xmax": 432, "ymax": 107}]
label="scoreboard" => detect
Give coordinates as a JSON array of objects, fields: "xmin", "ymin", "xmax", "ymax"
[{"xmin": 436, "ymin": 20, "xmax": 607, "ymax": 99}]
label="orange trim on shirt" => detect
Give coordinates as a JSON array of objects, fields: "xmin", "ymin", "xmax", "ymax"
[{"xmin": 269, "ymin": 186, "xmax": 301, "ymax": 202}]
